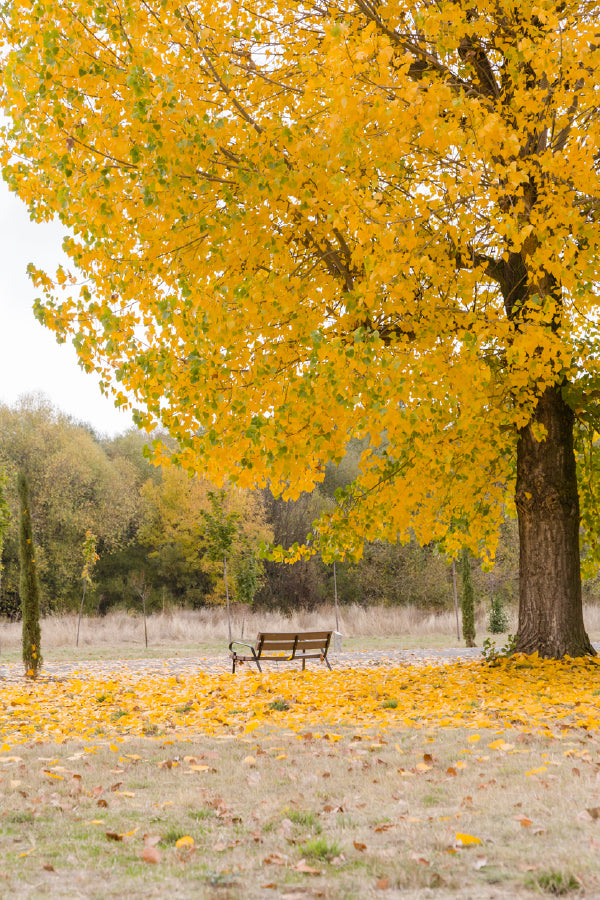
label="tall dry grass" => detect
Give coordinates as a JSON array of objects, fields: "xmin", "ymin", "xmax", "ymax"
[
  {"xmin": 0, "ymin": 602, "xmax": 598, "ymax": 651},
  {"xmin": 0, "ymin": 604, "xmax": 486, "ymax": 649}
]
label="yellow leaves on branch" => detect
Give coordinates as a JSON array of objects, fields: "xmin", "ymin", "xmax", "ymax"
[
  {"xmin": 1, "ymin": 0, "xmax": 600, "ymax": 558},
  {"xmin": 2, "ymin": 656, "xmax": 600, "ymax": 749}
]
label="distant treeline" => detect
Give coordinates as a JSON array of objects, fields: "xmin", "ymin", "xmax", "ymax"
[{"xmin": 0, "ymin": 393, "xmax": 559, "ymax": 619}]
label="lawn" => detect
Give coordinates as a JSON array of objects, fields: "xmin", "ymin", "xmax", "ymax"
[{"xmin": 1, "ymin": 656, "xmax": 600, "ymax": 898}]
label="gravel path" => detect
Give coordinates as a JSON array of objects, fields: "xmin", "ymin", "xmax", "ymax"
[
  {"xmin": 3, "ymin": 644, "xmax": 597, "ymax": 682},
  {"xmin": 0, "ymin": 646, "xmax": 485, "ymax": 682}
]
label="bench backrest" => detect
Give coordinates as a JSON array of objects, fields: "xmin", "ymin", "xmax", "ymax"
[{"xmin": 256, "ymin": 631, "xmax": 331, "ymax": 655}]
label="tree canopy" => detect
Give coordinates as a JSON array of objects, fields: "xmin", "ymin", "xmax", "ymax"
[{"xmin": 1, "ymin": 0, "xmax": 599, "ymax": 654}]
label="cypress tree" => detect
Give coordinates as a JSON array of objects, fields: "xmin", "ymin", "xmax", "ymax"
[
  {"xmin": 461, "ymin": 547, "xmax": 476, "ymax": 648},
  {"xmin": 0, "ymin": 468, "xmax": 10, "ymax": 603},
  {"xmin": 17, "ymin": 473, "xmax": 42, "ymax": 677},
  {"xmin": 489, "ymin": 594, "xmax": 509, "ymax": 634}
]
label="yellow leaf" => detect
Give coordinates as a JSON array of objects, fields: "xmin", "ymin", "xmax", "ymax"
[
  {"xmin": 456, "ymin": 833, "xmax": 482, "ymax": 846},
  {"xmin": 175, "ymin": 836, "xmax": 194, "ymax": 849}
]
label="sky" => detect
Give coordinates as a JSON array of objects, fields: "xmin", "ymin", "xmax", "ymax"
[{"xmin": 0, "ymin": 180, "xmax": 134, "ymax": 436}]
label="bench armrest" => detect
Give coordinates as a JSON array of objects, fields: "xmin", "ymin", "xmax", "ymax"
[{"xmin": 229, "ymin": 640, "xmax": 256, "ymax": 654}]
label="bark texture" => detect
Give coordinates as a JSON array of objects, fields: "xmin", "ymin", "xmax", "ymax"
[{"xmin": 515, "ymin": 385, "xmax": 594, "ymax": 658}]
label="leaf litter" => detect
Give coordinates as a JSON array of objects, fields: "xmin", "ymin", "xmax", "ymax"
[{"xmin": 0, "ymin": 655, "xmax": 600, "ymax": 897}]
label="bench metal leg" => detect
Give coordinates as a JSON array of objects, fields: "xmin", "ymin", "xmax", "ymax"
[{"xmin": 324, "ymin": 655, "xmax": 332, "ymax": 670}]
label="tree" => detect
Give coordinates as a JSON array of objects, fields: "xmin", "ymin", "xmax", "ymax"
[
  {"xmin": 257, "ymin": 488, "xmax": 331, "ymax": 611},
  {"xmin": 460, "ymin": 549, "xmax": 476, "ymax": 648},
  {"xmin": 17, "ymin": 472, "xmax": 42, "ymax": 678},
  {"xmin": 489, "ymin": 594, "xmax": 510, "ymax": 634},
  {"xmin": 0, "ymin": 397, "xmax": 141, "ymax": 612},
  {"xmin": 0, "ymin": 468, "xmax": 10, "ymax": 602},
  {"xmin": 76, "ymin": 529, "xmax": 98, "ymax": 646},
  {"xmin": 2, "ymin": 1, "xmax": 600, "ymax": 656},
  {"xmin": 139, "ymin": 466, "xmax": 215, "ymax": 607},
  {"xmin": 201, "ymin": 490, "xmax": 240, "ymax": 643}
]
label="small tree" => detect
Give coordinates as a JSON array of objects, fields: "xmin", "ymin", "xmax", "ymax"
[
  {"xmin": 131, "ymin": 571, "xmax": 150, "ymax": 648},
  {"xmin": 461, "ymin": 548, "xmax": 476, "ymax": 649},
  {"xmin": 201, "ymin": 490, "xmax": 239, "ymax": 643},
  {"xmin": 233, "ymin": 542, "xmax": 263, "ymax": 639},
  {"xmin": 489, "ymin": 594, "xmax": 510, "ymax": 635},
  {"xmin": 17, "ymin": 473, "xmax": 42, "ymax": 677},
  {"xmin": 76, "ymin": 530, "xmax": 98, "ymax": 646},
  {"xmin": 0, "ymin": 469, "xmax": 11, "ymax": 602}
]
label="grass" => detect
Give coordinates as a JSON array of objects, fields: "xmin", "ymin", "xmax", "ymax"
[
  {"xmin": 268, "ymin": 698, "xmax": 290, "ymax": 711},
  {"xmin": 0, "ymin": 725, "xmax": 598, "ymax": 899},
  {"xmin": 302, "ymin": 835, "xmax": 342, "ymax": 860},
  {"xmin": 1, "ymin": 605, "xmax": 599, "ymax": 896},
  {"xmin": 287, "ymin": 809, "xmax": 321, "ymax": 829},
  {"xmin": 527, "ymin": 871, "xmax": 582, "ymax": 895},
  {"xmin": 159, "ymin": 827, "xmax": 190, "ymax": 847}
]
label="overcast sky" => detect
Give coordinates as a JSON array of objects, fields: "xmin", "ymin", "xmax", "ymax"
[{"xmin": 0, "ymin": 180, "xmax": 134, "ymax": 436}]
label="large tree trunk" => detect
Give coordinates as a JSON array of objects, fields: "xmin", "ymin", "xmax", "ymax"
[{"xmin": 515, "ymin": 384, "xmax": 595, "ymax": 658}]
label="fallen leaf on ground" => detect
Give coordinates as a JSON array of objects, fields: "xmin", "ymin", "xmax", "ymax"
[
  {"xmin": 294, "ymin": 861, "xmax": 321, "ymax": 874},
  {"xmin": 142, "ymin": 846, "xmax": 161, "ymax": 864},
  {"xmin": 175, "ymin": 835, "xmax": 194, "ymax": 849},
  {"xmin": 264, "ymin": 853, "xmax": 287, "ymax": 866},
  {"xmin": 456, "ymin": 832, "xmax": 482, "ymax": 846},
  {"xmin": 143, "ymin": 834, "xmax": 161, "ymax": 847},
  {"xmin": 514, "ymin": 815, "xmax": 533, "ymax": 827}
]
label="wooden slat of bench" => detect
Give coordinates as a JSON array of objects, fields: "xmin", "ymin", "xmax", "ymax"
[
  {"xmin": 258, "ymin": 631, "xmax": 331, "ymax": 640},
  {"xmin": 258, "ymin": 640, "xmax": 329, "ymax": 653},
  {"xmin": 259, "ymin": 636, "xmax": 329, "ymax": 647},
  {"xmin": 294, "ymin": 640, "xmax": 331, "ymax": 650},
  {"xmin": 259, "ymin": 652, "xmax": 323, "ymax": 660}
]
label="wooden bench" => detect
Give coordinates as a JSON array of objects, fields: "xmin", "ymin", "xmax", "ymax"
[{"xmin": 229, "ymin": 631, "xmax": 333, "ymax": 674}]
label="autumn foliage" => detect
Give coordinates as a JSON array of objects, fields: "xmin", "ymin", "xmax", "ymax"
[
  {"xmin": 1, "ymin": 1, "xmax": 600, "ymax": 655},
  {"xmin": 1, "ymin": 657, "xmax": 600, "ymax": 747}
]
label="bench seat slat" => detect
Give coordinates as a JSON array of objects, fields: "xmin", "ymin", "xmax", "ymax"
[
  {"xmin": 259, "ymin": 639, "xmax": 329, "ymax": 651},
  {"xmin": 239, "ymin": 652, "xmax": 325, "ymax": 661},
  {"xmin": 258, "ymin": 632, "xmax": 331, "ymax": 641}
]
